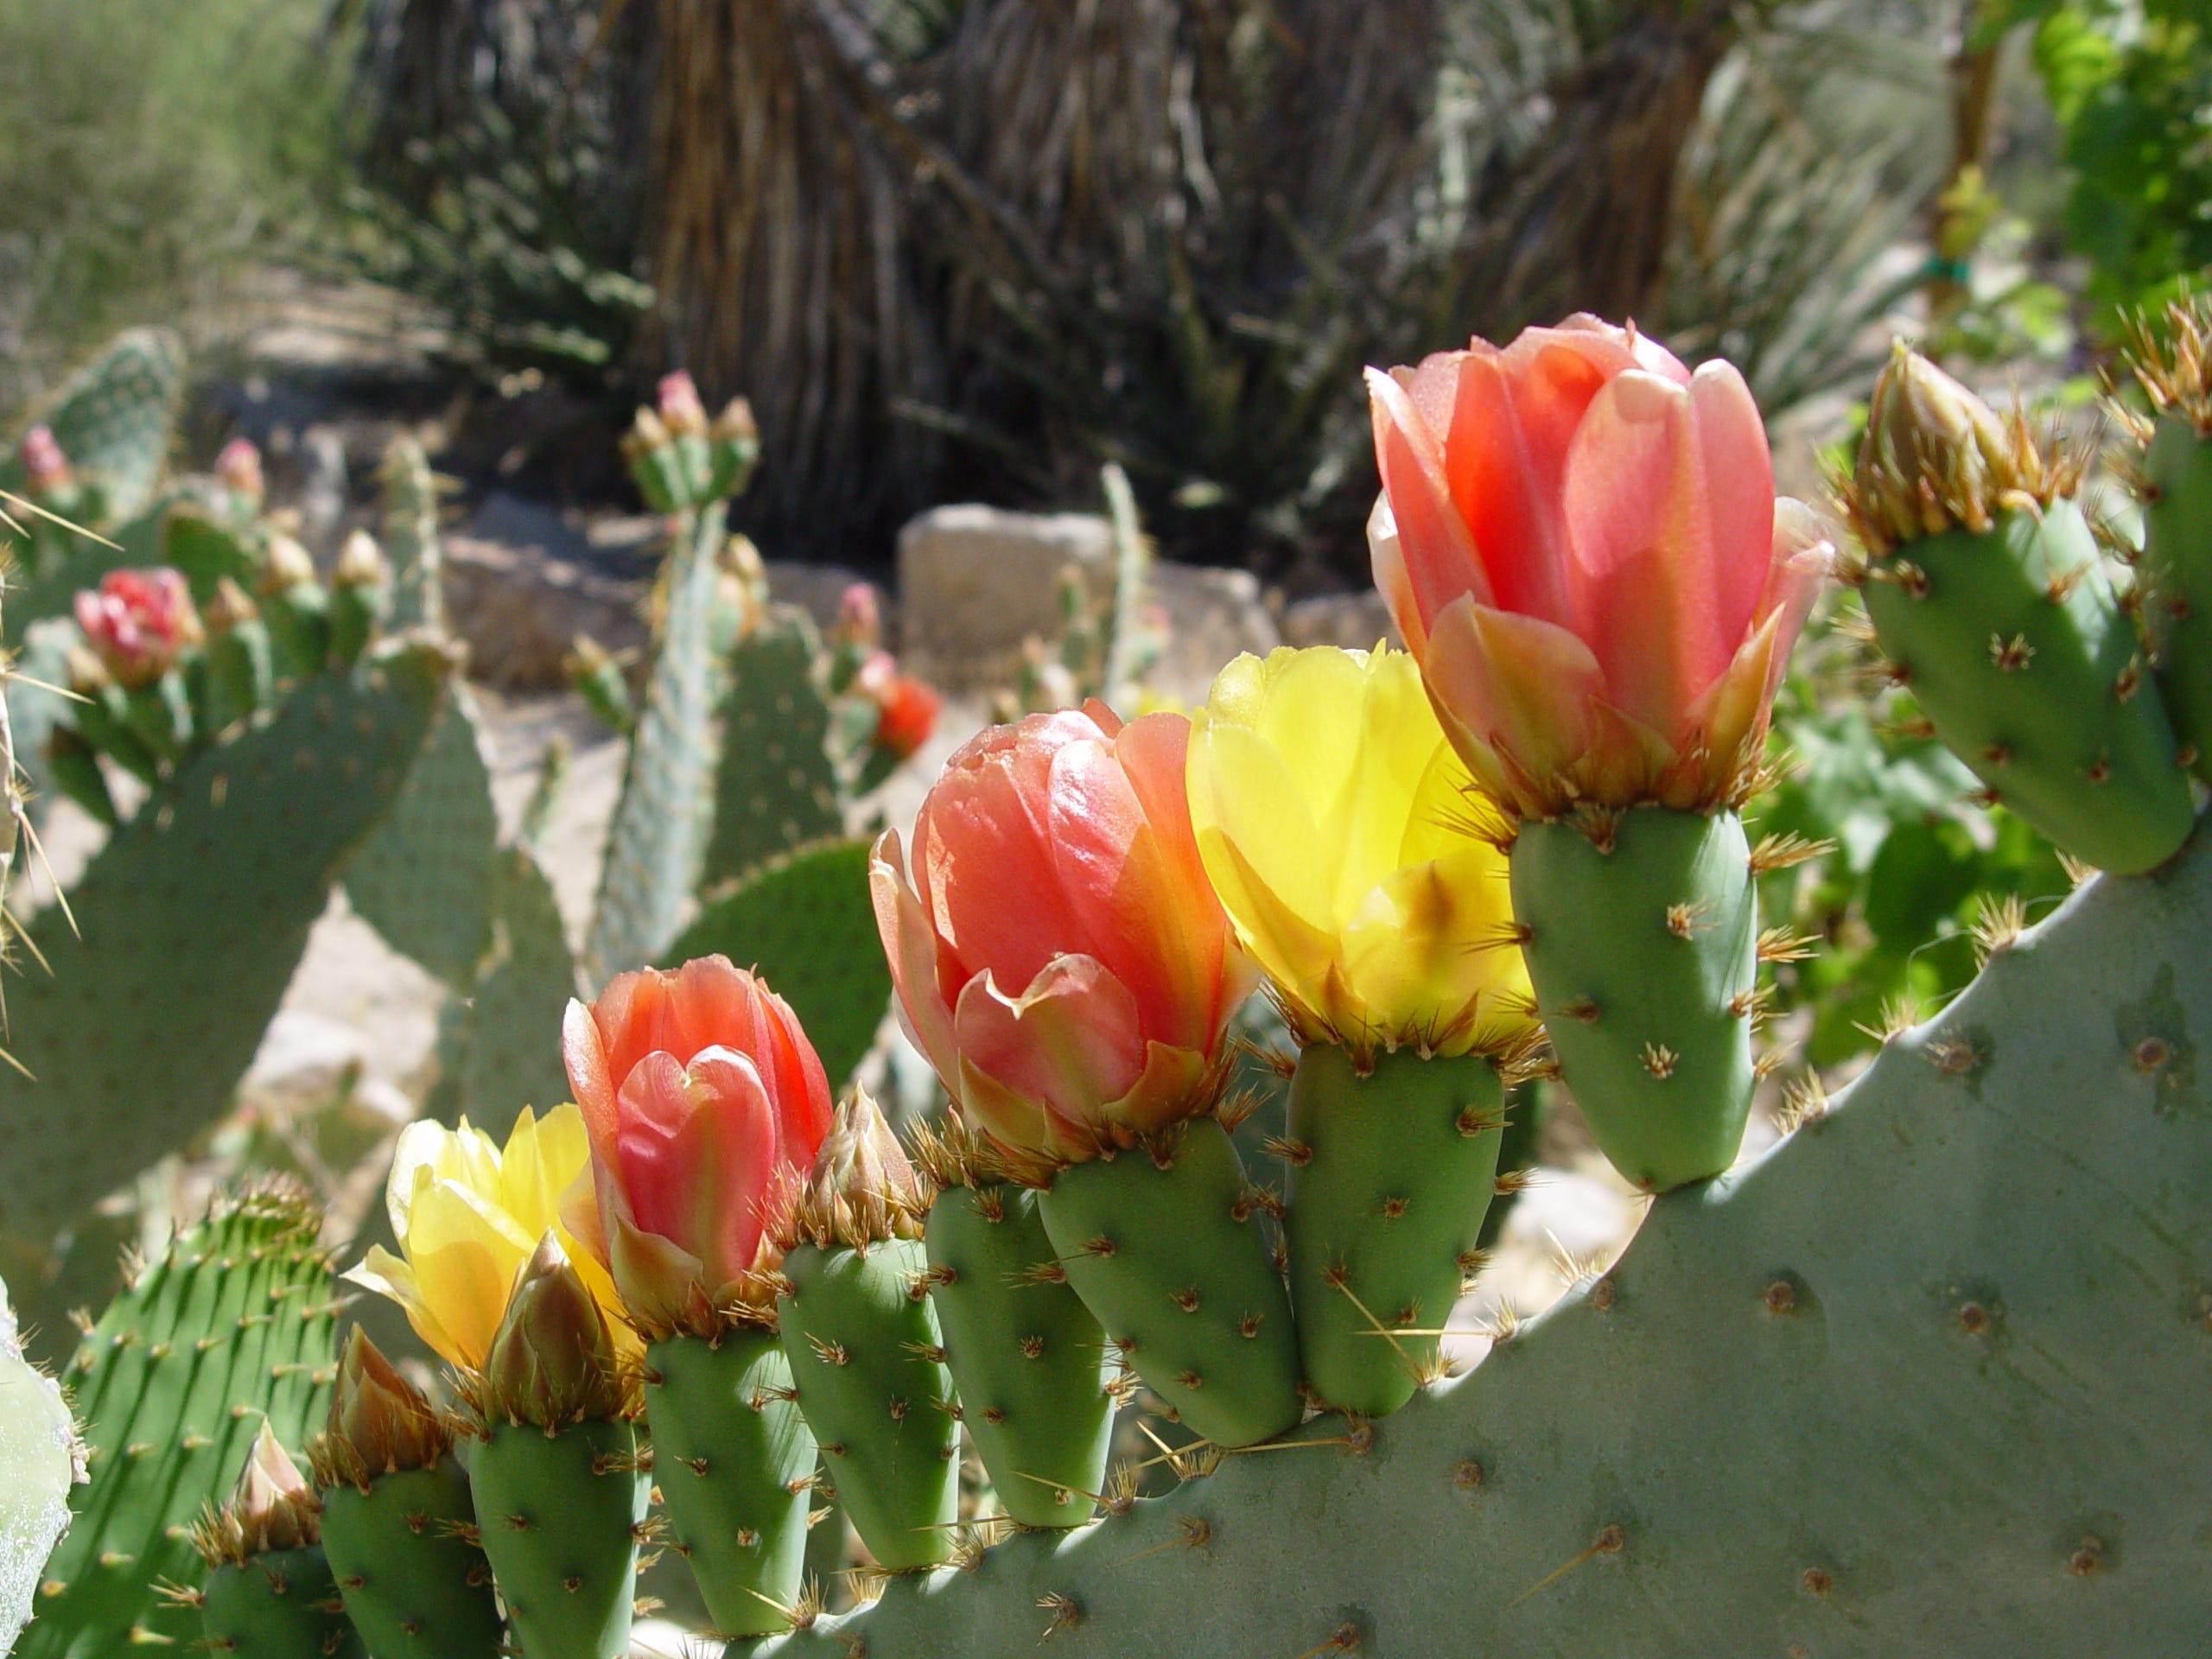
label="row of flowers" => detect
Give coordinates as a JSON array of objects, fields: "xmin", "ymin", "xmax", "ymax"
[{"xmin": 361, "ymin": 312, "xmax": 1833, "ymax": 1374}]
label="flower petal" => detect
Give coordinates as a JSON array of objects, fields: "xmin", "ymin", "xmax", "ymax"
[
  {"xmin": 1424, "ymin": 596, "xmax": 1605, "ymax": 809},
  {"xmin": 1368, "ymin": 364, "xmax": 1493, "ymax": 632},
  {"xmin": 872, "ymin": 828, "xmax": 963, "ymax": 1084},
  {"xmin": 952, "ymin": 959, "xmax": 1150, "ymax": 1133}
]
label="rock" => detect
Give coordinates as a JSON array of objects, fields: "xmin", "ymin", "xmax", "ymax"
[
  {"xmin": 1280, "ymin": 589, "xmax": 1399, "ymax": 651},
  {"xmin": 238, "ymin": 1010, "xmax": 369, "ymax": 1120},
  {"xmin": 442, "ymin": 534, "xmax": 648, "ymax": 690},
  {"xmin": 896, "ymin": 505, "xmax": 1116, "ymax": 689},
  {"xmin": 1147, "ymin": 562, "xmax": 1280, "ymax": 702},
  {"xmin": 767, "ymin": 561, "xmax": 887, "ymax": 639}
]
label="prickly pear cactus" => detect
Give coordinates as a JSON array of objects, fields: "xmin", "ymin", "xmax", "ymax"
[
  {"xmin": 758, "ymin": 825, "xmax": 2212, "ymax": 1657},
  {"xmin": 701, "ymin": 609, "xmax": 842, "ymax": 889},
  {"xmin": 425, "ymin": 842, "xmax": 580, "ymax": 1127},
  {"xmin": 0, "ymin": 644, "xmax": 450, "ymax": 1243},
  {"xmin": 4, "ymin": 329, "xmax": 184, "ymax": 525},
  {"xmin": 20, "ymin": 1185, "xmax": 337, "ymax": 1659},
  {"xmin": 377, "ymin": 439, "xmax": 445, "ymax": 634},
  {"xmin": 0, "ymin": 1280, "xmax": 79, "ymax": 1656},
  {"xmin": 668, "ymin": 839, "xmax": 891, "ymax": 1091}
]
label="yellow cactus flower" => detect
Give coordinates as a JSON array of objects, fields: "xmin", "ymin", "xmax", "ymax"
[
  {"xmin": 346, "ymin": 1105, "xmax": 637, "ymax": 1374},
  {"xmin": 1186, "ymin": 644, "xmax": 1535, "ymax": 1059}
]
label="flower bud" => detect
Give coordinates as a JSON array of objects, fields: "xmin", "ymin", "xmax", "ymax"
[
  {"xmin": 19, "ymin": 426, "xmax": 71, "ymax": 497},
  {"xmin": 310, "ymin": 1328, "xmax": 452, "ymax": 1488},
  {"xmin": 260, "ymin": 533, "xmax": 318, "ymax": 595},
  {"xmin": 779, "ymin": 1091, "xmax": 930, "ymax": 1252},
  {"xmin": 195, "ymin": 1423, "xmax": 321, "ymax": 1566},
  {"xmin": 73, "ymin": 568, "xmax": 202, "ymax": 689},
  {"xmin": 834, "ymin": 583, "xmax": 883, "ymax": 652},
  {"xmin": 479, "ymin": 1232, "xmax": 632, "ymax": 1427},
  {"xmin": 658, "ymin": 371, "xmax": 709, "ymax": 437},
  {"xmin": 202, "ymin": 576, "xmax": 259, "ymax": 635},
  {"xmin": 213, "ymin": 437, "xmax": 265, "ymax": 506},
  {"xmin": 334, "ymin": 531, "xmax": 389, "ymax": 590}
]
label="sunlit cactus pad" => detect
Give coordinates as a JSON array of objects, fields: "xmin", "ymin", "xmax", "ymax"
[{"xmin": 759, "ymin": 823, "xmax": 2212, "ymax": 1659}]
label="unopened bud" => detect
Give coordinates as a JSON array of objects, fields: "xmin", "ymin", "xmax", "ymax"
[
  {"xmin": 195, "ymin": 1423, "xmax": 321, "ymax": 1566},
  {"xmin": 835, "ymin": 584, "xmax": 882, "ymax": 652},
  {"xmin": 202, "ymin": 576, "xmax": 259, "ymax": 634},
  {"xmin": 658, "ymin": 371, "xmax": 709, "ymax": 436},
  {"xmin": 312, "ymin": 1328, "xmax": 451, "ymax": 1486},
  {"xmin": 260, "ymin": 534, "xmax": 317, "ymax": 595},
  {"xmin": 19, "ymin": 426, "xmax": 70, "ymax": 496},
  {"xmin": 213, "ymin": 437, "xmax": 265, "ymax": 505},
  {"xmin": 334, "ymin": 531, "xmax": 390, "ymax": 590},
  {"xmin": 480, "ymin": 1232, "xmax": 630, "ymax": 1427},
  {"xmin": 783, "ymin": 1092, "xmax": 930, "ymax": 1251}
]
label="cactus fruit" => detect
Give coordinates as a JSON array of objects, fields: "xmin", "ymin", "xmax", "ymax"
[
  {"xmin": 1510, "ymin": 806, "xmax": 1760, "ymax": 1192},
  {"xmin": 0, "ymin": 1280, "xmax": 79, "ymax": 1656},
  {"xmin": 1036, "ymin": 1116, "xmax": 1302, "ymax": 1449},
  {"xmin": 258, "ymin": 539, "xmax": 332, "ymax": 685},
  {"xmin": 197, "ymin": 580, "xmax": 276, "ymax": 733},
  {"xmin": 641, "ymin": 1328, "xmax": 816, "ymax": 1638},
  {"xmin": 327, "ymin": 535, "xmax": 391, "ymax": 672},
  {"xmin": 182, "ymin": 1424, "xmax": 361, "ymax": 1659},
  {"xmin": 23, "ymin": 1183, "xmax": 338, "ymax": 1659},
  {"xmin": 1840, "ymin": 345, "xmax": 2192, "ymax": 874},
  {"xmin": 753, "ymin": 817, "xmax": 2212, "ymax": 1659},
  {"xmin": 310, "ymin": 1332, "xmax": 504, "ymax": 1659},
  {"xmin": 0, "ymin": 642, "xmax": 448, "ymax": 1242},
  {"xmin": 464, "ymin": 1237, "xmax": 645, "ymax": 1659},
  {"xmin": 1283, "ymin": 1046, "xmax": 1510, "ymax": 1416},
  {"xmin": 668, "ymin": 839, "xmax": 892, "ymax": 1092},
  {"xmin": 775, "ymin": 1097, "xmax": 958, "ymax": 1573},
  {"xmin": 912, "ymin": 1122, "xmax": 1116, "ymax": 1529}
]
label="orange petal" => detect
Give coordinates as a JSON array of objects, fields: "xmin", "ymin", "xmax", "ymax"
[{"xmin": 1425, "ymin": 595, "xmax": 1605, "ymax": 801}]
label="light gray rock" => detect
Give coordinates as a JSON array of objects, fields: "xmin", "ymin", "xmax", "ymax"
[
  {"xmin": 1147, "ymin": 561, "xmax": 1280, "ymax": 701},
  {"xmin": 896, "ymin": 505, "xmax": 1116, "ymax": 689},
  {"xmin": 442, "ymin": 534, "xmax": 647, "ymax": 690},
  {"xmin": 1280, "ymin": 588, "xmax": 1399, "ymax": 652}
]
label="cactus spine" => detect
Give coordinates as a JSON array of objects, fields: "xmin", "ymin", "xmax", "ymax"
[
  {"xmin": 1036, "ymin": 1116, "xmax": 1302, "ymax": 1449},
  {"xmin": 775, "ymin": 1096, "xmax": 958, "ymax": 1573},
  {"xmin": 913, "ymin": 1123, "xmax": 1115, "ymax": 1529},
  {"xmin": 1283, "ymin": 1046, "xmax": 1509, "ymax": 1415}
]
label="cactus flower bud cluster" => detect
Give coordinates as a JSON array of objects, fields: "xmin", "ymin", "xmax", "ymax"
[{"xmin": 73, "ymin": 568, "xmax": 201, "ymax": 689}]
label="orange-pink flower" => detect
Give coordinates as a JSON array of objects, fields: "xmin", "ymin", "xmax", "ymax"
[
  {"xmin": 561, "ymin": 956, "xmax": 834, "ymax": 1337},
  {"xmin": 871, "ymin": 701, "xmax": 1252, "ymax": 1173},
  {"xmin": 73, "ymin": 568, "xmax": 202, "ymax": 688},
  {"xmin": 857, "ymin": 652, "xmax": 941, "ymax": 760},
  {"xmin": 1366, "ymin": 315, "xmax": 1831, "ymax": 817}
]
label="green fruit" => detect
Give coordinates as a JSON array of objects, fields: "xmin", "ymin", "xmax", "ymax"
[
  {"xmin": 1511, "ymin": 806, "xmax": 1757, "ymax": 1192},
  {"xmin": 778, "ymin": 1238, "xmax": 958, "ymax": 1573},
  {"xmin": 2139, "ymin": 412, "xmax": 2212, "ymax": 782},
  {"xmin": 319, "ymin": 1464, "xmax": 503, "ymax": 1659},
  {"xmin": 1285, "ymin": 1046, "xmax": 1505, "ymax": 1416},
  {"xmin": 644, "ymin": 1330, "xmax": 815, "ymax": 1637},
  {"xmin": 468, "ymin": 1420, "xmax": 646, "ymax": 1659},
  {"xmin": 1037, "ymin": 1117, "xmax": 1301, "ymax": 1448},
  {"xmin": 924, "ymin": 1181, "xmax": 1114, "ymax": 1527},
  {"xmin": 1861, "ymin": 499, "xmax": 2191, "ymax": 874},
  {"xmin": 199, "ymin": 1547, "xmax": 361, "ymax": 1659}
]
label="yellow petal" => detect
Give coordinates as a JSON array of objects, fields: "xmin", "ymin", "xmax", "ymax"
[
  {"xmin": 1338, "ymin": 843, "xmax": 1529, "ymax": 1057},
  {"xmin": 1190, "ymin": 715, "xmax": 1333, "ymax": 934},
  {"xmin": 345, "ymin": 1245, "xmax": 476, "ymax": 1375},
  {"xmin": 402, "ymin": 1178, "xmax": 536, "ymax": 1371},
  {"xmin": 498, "ymin": 1104, "xmax": 594, "ymax": 1240}
]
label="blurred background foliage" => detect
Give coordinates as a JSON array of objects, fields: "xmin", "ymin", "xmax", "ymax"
[{"xmin": 0, "ymin": 1, "xmax": 2202, "ymax": 1095}]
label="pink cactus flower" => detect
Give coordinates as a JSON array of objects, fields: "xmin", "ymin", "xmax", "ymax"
[
  {"xmin": 213, "ymin": 437, "xmax": 264, "ymax": 504},
  {"xmin": 73, "ymin": 568, "xmax": 202, "ymax": 688},
  {"xmin": 657, "ymin": 371, "xmax": 709, "ymax": 435},
  {"xmin": 560, "ymin": 956, "xmax": 835, "ymax": 1338},
  {"xmin": 872, "ymin": 702, "xmax": 1253, "ymax": 1173},
  {"xmin": 1366, "ymin": 315, "xmax": 1831, "ymax": 818}
]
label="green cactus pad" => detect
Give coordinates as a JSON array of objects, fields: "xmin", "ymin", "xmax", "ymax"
[
  {"xmin": 1511, "ymin": 806, "xmax": 1758, "ymax": 1193},
  {"xmin": 22, "ymin": 1187, "xmax": 335, "ymax": 1659},
  {"xmin": 588, "ymin": 508, "xmax": 731, "ymax": 982},
  {"xmin": 1036, "ymin": 1118, "xmax": 1301, "ymax": 1449},
  {"xmin": 702, "ymin": 609, "xmax": 842, "ymax": 888},
  {"xmin": 753, "ymin": 812, "xmax": 2212, "ymax": 1659},
  {"xmin": 320, "ymin": 1462, "xmax": 503, "ymax": 1659},
  {"xmin": 264, "ymin": 585, "xmax": 333, "ymax": 687},
  {"xmin": 199, "ymin": 1546, "xmax": 362, "ymax": 1659},
  {"xmin": 1861, "ymin": 499, "xmax": 2192, "ymax": 874},
  {"xmin": 0, "ymin": 644, "xmax": 448, "ymax": 1243},
  {"xmin": 468, "ymin": 1419, "xmax": 645, "ymax": 1659},
  {"xmin": 1284, "ymin": 1046, "xmax": 1505, "ymax": 1417},
  {"xmin": 643, "ymin": 1330, "xmax": 815, "ymax": 1638},
  {"xmin": 376, "ymin": 441, "xmax": 445, "ymax": 634},
  {"xmin": 347, "ymin": 687, "xmax": 499, "ymax": 988},
  {"xmin": 924, "ymin": 1180, "xmax": 1114, "ymax": 1529},
  {"xmin": 0, "ymin": 1281, "xmax": 79, "ymax": 1656},
  {"xmin": 777, "ymin": 1238, "xmax": 958, "ymax": 1573},
  {"xmin": 200, "ymin": 619, "xmax": 276, "ymax": 734},
  {"xmin": 2139, "ymin": 414, "xmax": 2212, "ymax": 781},
  {"xmin": 4, "ymin": 328, "xmax": 184, "ymax": 524},
  {"xmin": 425, "ymin": 843, "xmax": 580, "ymax": 1128},
  {"xmin": 668, "ymin": 838, "xmax": 891, "ymax": 1091},
  {"xmin": 160, "ymin": 506, "xmax": 258, "ymax": 603}
]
